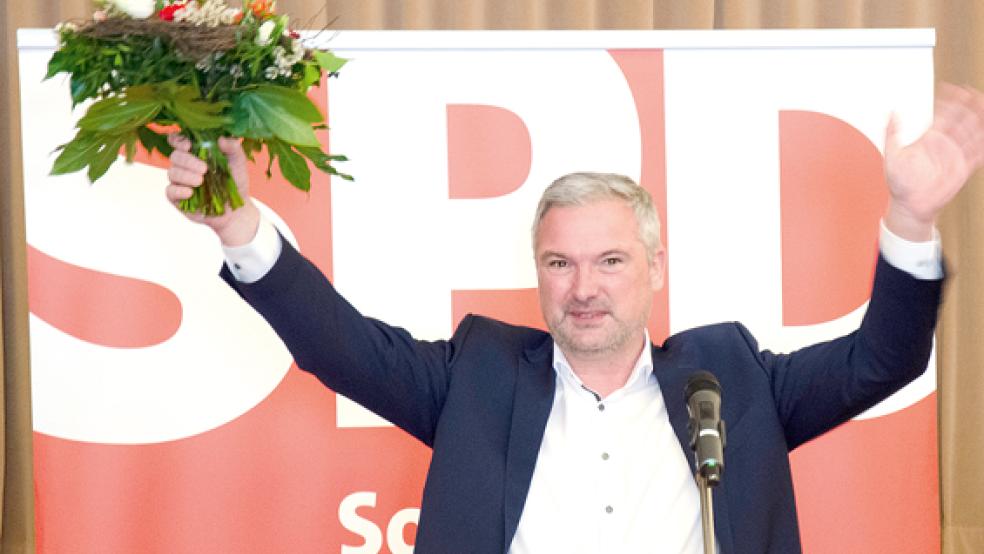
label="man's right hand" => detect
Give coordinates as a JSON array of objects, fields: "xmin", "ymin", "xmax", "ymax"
[{"xmin": 165, "ymin": 134, "xmax": 261, "ymax": 247}]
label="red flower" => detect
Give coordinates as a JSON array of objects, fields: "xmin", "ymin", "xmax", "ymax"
[
  {"xmin": 288, "ymin": 29, "xmax": 300, "ymax": 39},
  {"xmin": 158, "ymin": 3, "xmax": 186, "ymax": 21}
]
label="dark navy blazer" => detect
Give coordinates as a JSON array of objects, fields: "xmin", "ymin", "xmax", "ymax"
[{"xmin": 223, "ymin": 238, "xmax": 941, "ymax": 554}]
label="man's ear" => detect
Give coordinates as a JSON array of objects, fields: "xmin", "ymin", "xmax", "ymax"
[{"xmin": 649, "ymin": 247, "xmax": 666, "ymax": 291}]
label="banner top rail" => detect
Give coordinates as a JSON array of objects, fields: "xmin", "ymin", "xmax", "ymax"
[{"xmin": 18, "ymin": 28, "xmax": 935, "ymax": 50}]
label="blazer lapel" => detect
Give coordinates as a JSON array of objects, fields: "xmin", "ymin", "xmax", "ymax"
[
  {"xmin": 502, "ymin": 337, "xmax": 556, "ymax": 551},
  {"xmin": 652, "ymin": 346, "xmax": 735, "ymax": 554}
]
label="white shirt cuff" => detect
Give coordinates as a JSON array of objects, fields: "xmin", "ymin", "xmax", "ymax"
[
  {"xmin": 878, "ymin": 219, "xmax": 943, "ymax": 280},
  {"xmin": 222, "ymin": 217, "xmax": 282, "ymax": 283}
]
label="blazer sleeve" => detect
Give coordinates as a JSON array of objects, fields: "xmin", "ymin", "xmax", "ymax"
[
  {"xmin": 749, "ymin": 254, "xmax": 943, "ymax": 450},
  {"xmin": 220, "ymin": 235, "xmax": 463, "ymax": 447}
]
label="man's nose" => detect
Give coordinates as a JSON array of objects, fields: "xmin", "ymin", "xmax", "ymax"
[{"xmin": 572, "ymin": 266, "xmax": 600, "ymax": 301}]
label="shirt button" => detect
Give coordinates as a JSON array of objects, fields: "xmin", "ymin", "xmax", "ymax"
[
  {"xmin": 601, "ymin": 452, "xmax": 610, "ymax": 461},
  {"xmin": 233, "ymin": 263, "xmax": 242, "ymax": 270},
  {"xmin": 597, "ymin": 403, "xmax": 605, "ymax": 412},
  {"xmin": 605, "ymin": 505, "xmax": 614, "ymax": 514}
]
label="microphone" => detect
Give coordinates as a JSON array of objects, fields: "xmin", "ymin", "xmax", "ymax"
[{"xmin": 685, "ymin": 370, "xmax": 726, "ymax": 486}]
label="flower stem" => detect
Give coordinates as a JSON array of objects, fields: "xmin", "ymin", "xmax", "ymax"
[{"xmin": 177, "ymin": 135, "xmax": 244, "ymax": 216}]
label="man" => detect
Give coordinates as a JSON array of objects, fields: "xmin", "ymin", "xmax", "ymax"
[{"xmin": 166, "ymin": 84, "xmax": 984, "ymax": 553}]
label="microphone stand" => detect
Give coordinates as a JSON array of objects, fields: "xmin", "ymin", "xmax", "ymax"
[{"xmin": 697, "ymin": 472, "xmax": 716, "ymax": 554}]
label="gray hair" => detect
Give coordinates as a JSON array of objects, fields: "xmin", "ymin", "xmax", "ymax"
[{"xmin": 531, "ymin": 172, "xmax": 662, "ymax": 259}]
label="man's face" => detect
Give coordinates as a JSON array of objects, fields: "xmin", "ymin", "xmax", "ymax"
[{"xmin": 535, "ymin": 199, "xmax": 665, "ymax": 360}]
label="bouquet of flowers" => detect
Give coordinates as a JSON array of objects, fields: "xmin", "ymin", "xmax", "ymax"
[{"xmin": 47, "ymin": 0, "xmax": 350, "ymax": 215}]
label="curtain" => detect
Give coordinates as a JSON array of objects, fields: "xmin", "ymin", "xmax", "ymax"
[
  {"xmin": 3, "ymin": 2, "xmax": 88, "ymax": 552},
  {"xmin": 2, "ymin": 1, "xmax": 980, "ymax": 552}
]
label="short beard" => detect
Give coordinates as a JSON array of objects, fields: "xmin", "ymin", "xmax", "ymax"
[{"xmin": 548, "ymin": 314, "xmax": 639, "ymax": 359}]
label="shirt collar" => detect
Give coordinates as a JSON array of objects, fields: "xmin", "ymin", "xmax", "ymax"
[{"xmin": 552, "ymin": 331, "xmax": 655, "ymax": 397}]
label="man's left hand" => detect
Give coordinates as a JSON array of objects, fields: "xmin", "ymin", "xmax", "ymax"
[{"xmin": 884, "ymin": 83, "xmax": 984, "ymax": 241}]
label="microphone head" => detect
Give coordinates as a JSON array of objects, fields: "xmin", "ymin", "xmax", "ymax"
[
  {"xmin": 684, "ymin": 370, "xmax": 721, "ymax": 402},
  {"xmin": 684, "ymin": 370, "xmax": 725, "ymax": 485}
]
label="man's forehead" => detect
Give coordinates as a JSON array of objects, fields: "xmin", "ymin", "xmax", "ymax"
[
  {"xmin": 540, "ymin": 197, "xmax": 634, "ymax": 221},
  {"xmin": 536, "ymin": 202, "xmax": 642, "ymax": 251}
]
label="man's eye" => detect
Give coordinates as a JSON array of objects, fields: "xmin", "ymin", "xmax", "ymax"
[
  {"xmin": 603, "ymin": 257, "xmax": 622, "ymax": 266},
  {"xmin": 548, "ymin": 259, "xmax": 568, "ymax": 268}
]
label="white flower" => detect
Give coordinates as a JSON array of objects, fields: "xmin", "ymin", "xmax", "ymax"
[
  {"xmin": 256, "ymin": 20, "xmax": 276, "ymax": 46},
  {"xmin": 172, "ymin": 0, "xmax": 233, "ymax": 27},
  {"xmin": 220, "ymin": 8, "xmax": 240, "ymax": 25},
  {"xmin": 264, "ymin": 66, "xmax": 279, "ymax": 79},
  {"xmin": 112, "ymin": 0, "xmax": 155, "ymax": 19}
]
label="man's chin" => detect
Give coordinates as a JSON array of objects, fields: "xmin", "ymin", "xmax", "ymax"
[{"xmin": 555, "ymin": 331, "xmax": 614, "ymax": 356}]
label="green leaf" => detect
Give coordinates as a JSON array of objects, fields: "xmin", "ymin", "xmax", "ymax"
[
  {"xmin": 136, "ymin": 126, "xmax": 174, "ymax": 158},
  {"xmin": 295, "ymin": 145, "xmax": 352, "ymax": 181},
  {"xmin": 169, "ymin": 86, "xmax": 230, "ymax": 129},
  {"xmin": 294, "ymin": 144, "xmax": 331, "ymax": 170},
  {"xmin": 123, "ymin": 132, "xmax": 137, "ymax": 162},
  {"xmin": 241, "ymin": 138, "xmax": 263, "ymax": 162},
  {"xmin": 228, "ymin": 96, "xmax": 274, "ymax": 139},
  {"xmin": 231, "ymin": 88, "xmax": 320, "ymax": 146},
  {"xmin": 265, "ymin": 145, "xmax": 275, "ymax": 178},
  {"xmin": 69, "ymin": 75, "xmax": 90, "ymax": 105},
  {"xmin": 126, "ymin": 84, "xmax": 159, "ymax": 100},
  {"xmin": 87, "ymin": 135, "xmax": 126, "ymax": 181},
  {"xmin": 78, "ymin": 95, "xmax": 162, "ymax": 133},
  {"xmin": 252, "ymin": 85, "xmax": 323, "ymax": 122},
  {"xmin": 301, "ymin": 63, "xmax": 320, "ymax": 88},
  {"xmin": 313, "ymin": 51, "xmax": 348, "ymax": 73},
  {"xmin": 51, "ymin": 132, "xmax": 103, "ymax": 175},
  {"xmin": 45, "ymin": 50, "xmax": 67, "ymax": 80},
  {"xmin": 268, "ymin": 140, "xmax": 311, "ymax": 191}
]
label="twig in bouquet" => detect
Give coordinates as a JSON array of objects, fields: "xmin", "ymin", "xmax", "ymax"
[
  {"xmin": 77, "ymin": 19, "xmax": 239, "ymax": 61},
  {"xmin": 301, "ymin": 15, "xmax": 342, "ymax": 51}
]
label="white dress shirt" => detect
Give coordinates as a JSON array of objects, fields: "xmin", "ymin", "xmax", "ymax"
[
  {"xmin": 223, "ymin": 217, "xmax": 942, "ymax": 552},
  {"xmin": 508, "ymin": 336, "xmax": 706, "ymax": 553}
]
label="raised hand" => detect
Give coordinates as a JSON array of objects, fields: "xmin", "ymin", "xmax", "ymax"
[
  {"xmin": 165, "ymin": 134, "xmax": 261, "ymax": 246},
  {"xmin": 884, "ymin": 83, "xmax": 984, "ymax": 241}
]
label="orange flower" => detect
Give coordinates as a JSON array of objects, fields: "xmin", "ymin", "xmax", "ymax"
[{"xmin": 249, "ymin": 0, "xmax": 275, "ymax": 18}]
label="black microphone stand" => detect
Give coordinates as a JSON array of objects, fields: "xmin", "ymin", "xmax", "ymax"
[{"xmin": 696, "ymin": 465, "xmax": 719, "ymax": 554}]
